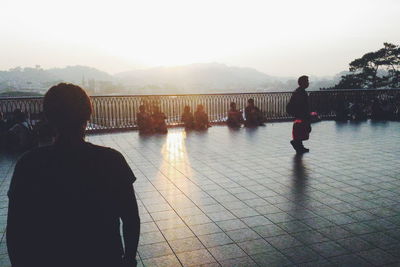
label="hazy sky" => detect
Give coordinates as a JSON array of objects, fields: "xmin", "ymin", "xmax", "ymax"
[{"xmin": 1, "ymin": 0, "xmax": 399, "ymax": 76}]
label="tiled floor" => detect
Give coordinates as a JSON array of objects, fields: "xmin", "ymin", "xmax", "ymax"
[{"xmin": 1, "ymin": 120, "xmax": 400, "ymax": 266}]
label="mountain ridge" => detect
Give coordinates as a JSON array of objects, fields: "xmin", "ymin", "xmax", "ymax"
[{"xmin": 0, "ymin": 63, "xmax": 341, "ymax": 94}]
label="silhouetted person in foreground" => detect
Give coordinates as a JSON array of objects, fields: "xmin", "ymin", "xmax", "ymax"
[
  {"xmin": 137, "ymin": 104, "xmax": 153, "ymax": 134},
  {"xmin": 151, "ymin": 106, "xmax": 168, "ymax": 133},
  {"xmin": 287, "ymin": 76, "xmax": 311, "ymax": 153},
  {"xmin": 7, "ymin": 83, "xmax": 140, "ymax": 267},
  {"xmin": 244, "ymin": 98, "xmax": 265, "ymax": 127},
  {"xmin": 227, "ymin": 102, "xmax": 244, "ymax": 128},
  {"xmin": 181, "ymin": 105, "xmax": 195, "ymax": 129},
  {"xmin": 194, "ymin": 104, "xmax": 210, "ymax": 130}
]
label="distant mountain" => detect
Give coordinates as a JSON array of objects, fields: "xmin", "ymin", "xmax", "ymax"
[
  {"xmin": 0, "ymin": 65, "xmax": 115, "ymax": 92},
  {"xmin": 0, "ymin": 67, "xmax": 57, "ymax": 83},
  {"xmin": 47, "ymin": 65, "xmax": 114, "ymax": 83},
  {"xmin": 115, "ymin": 63, "xmax": 278, "ymax": 93},
  {"xmin": 116, "ymin": 63, "xmax": 340, "ymax": 93},
  {"xmin": 0, "ymin": 63, "xmax": 342, "ymax": 94}
]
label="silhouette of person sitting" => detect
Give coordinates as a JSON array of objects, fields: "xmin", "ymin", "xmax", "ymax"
[
  {"xmin": 137, "ymin": 104, "xmax": 153, "ymax": 134},
  {"xmin": 34, "ymin": 113, "xmax": 56, "ymax": 147},
  {"xmin": 244, "ymin": 98, "xmax": 264, "ymax": 127},
  {"xmin": 194, "ymin": 104, "xmax": 210, "ymax": 130},
  {"xmin": 334, "ymin": 95, "xmax": 348, "ymax": 121},
  {"xmin": 6, "ymin": 109, "xmax": 32, "ymax": 151},
  {"xmin": 0, "ymin": 112, "xmax": 6, "ymax": 148},
  {"xmin": 371, "ymin": 98, "xmax": 385, "ymax": 120},
  {"xmin": 393, "ymin": 96, "xmax": 400, "ymax": 121},
  {"xmin": 181, "ymin": 105, "xmax": 195, "ymax": 129},
  {"xmin": 151, "ymin": 106, "xmax": 168, "ymax": 133},
  {"xmin": 349, "ymin": 101, "xmax": 367, "ymax": 121},
  {"xmin": 7, "ymin": 83, "xmax": 140, "ymax": 267},
  {"xmin": 227, "ymin": 102, "xmax": 244, "ymax": 128},
  {"xmin": 288, "ymin": 75, "xmax": 311, "ymax": 153}
]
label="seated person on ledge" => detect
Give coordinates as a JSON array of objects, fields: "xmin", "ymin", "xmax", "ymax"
[
  {"xmin": 194, "ymin": 104, "xmax": 210, "ymax": 130},
  {"xmin": 244, "ymin": 98, "xmax": 265, "ymax": 127},
  {"xmin": 227, "ymin": 102, "xmax": 244, "ymax": 128},
  {"xmin": 6, "ymin": 83, "xmax": 140, "ymax": 267},
  {"xmin": 181, "ymin": 105, "xmax": 195, "ymax": 129},
  {"xmin": 137, "ymin": 105, "xmax": 153, "ymax": 134},
  {"xmin": 151, "ymin": 106, "xmax": 168, "ymax": 134}
]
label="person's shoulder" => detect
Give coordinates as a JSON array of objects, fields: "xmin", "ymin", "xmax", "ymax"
[
  {"xmin": 86, "ymin": 143, "xmax": 135, "ymax": 182},
  {"xmin": 85, "ymin": 142, "xmax": 122, "ymax": 156},
  {"xmin": 15, "ymin": 145, "xmax": 54, "ymax": 168},
  {"xmin": 294, "ymin": 87, "xmax": 307, "ymax": 94},
  {"xmin": 292, "ymin": 88, "xmax": 304, "ymax": 97},
  {"xmin": 85, "ymin": 142, "xmax": 127, "ymax": 162}
]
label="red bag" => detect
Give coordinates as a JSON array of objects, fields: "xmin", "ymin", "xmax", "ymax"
[{"xmin": 292, "ymin": 120, "xmax": 311, "ymax": 141}]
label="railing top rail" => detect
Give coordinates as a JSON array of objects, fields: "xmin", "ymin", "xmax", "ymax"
[
  {"xmin": 0, "ymin": 96, "xmax": 44, "ymax": 100},
  {"xmin": 78, "ymin": 88, "xmax": 400, "ymax": 98},
  {"xmin": 313, "ymin": 88, "xmax": 400, "ymax": 92},
  {"xmin": 0, "ymin": 88, "xmax": 400, "ymax": 101}
]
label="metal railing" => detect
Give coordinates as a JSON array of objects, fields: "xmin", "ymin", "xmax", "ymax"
[{"xmin": 1, "ymin": 89, "xmax": 399, "ymax": 132}]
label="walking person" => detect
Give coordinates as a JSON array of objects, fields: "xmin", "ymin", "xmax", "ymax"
[
  {"xmin": 287, "ymin": 76, "xmax": 312, "ymax": 153},
  {"xmin": 7, "ymin": 83, "xmax": 140, "ymax": 267}
]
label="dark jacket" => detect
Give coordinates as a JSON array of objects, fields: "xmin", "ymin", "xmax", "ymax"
[
  {"xmin": 289, "ymin": 88, "xmax": 310, "ymax": 121},
  {"xmin": 7, "ymin": 141, "xmax": 140, "ymax": 267}
]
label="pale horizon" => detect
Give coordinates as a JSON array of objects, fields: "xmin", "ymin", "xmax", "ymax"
[{"xmin": 1, "ymin": 0, "xmax": 399, "ymax": 77}]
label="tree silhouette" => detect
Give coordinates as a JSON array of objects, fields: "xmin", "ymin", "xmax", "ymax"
[{"xmin": 333, "ymin": 43, "xmax": 400, "ymax": 89}]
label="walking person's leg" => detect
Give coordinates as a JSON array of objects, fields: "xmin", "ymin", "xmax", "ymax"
[{"xmin": 290, "ymin": 121, "xmax": 309, "ymax": 153}]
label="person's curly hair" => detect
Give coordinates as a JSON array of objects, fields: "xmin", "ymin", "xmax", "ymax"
[
  {"xmin": 298, "ymin": 75, "xmax": 309, "ymax": 86},
  {"xmin": 43, "ymin": 83, "xmax": 92, "ymax": 133}
]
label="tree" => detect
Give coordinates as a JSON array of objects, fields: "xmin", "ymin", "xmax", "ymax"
[{"xmin": 332, "ymin": 43, "xmax": 400, "ymax": 89}]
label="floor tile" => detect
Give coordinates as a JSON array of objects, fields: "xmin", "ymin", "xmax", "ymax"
[
  {"xmin": 176, "ymin": 249, "xmax": 216, "ymax": 266},
  {"xmin": 168, "ymin": 237, "xmax": 205, "ymax": 253},
  {"xmin": 237, "ymin": 238, "xmax": 276, "ymax": 255},
  {"xmin": 225, "ymin": 228, "xmax": 260, "ymax": 242},
  {"xmin": 142, "ymin": 254, "xmax": 182, "ymax": 267},
  {"xmin": 138, "ymin": 242, "xmax": 173, "ymax": 259},
  {"xmin": 309, "ymin": 241, "xmax": 350, "ymax": 258},
  {"xmin": 198, "ymin": 232, "xmax": 233, "ymax": 248},
  {"xmin": 208, "ymin": 244, "xmax": 247, "ymax": 261}
]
